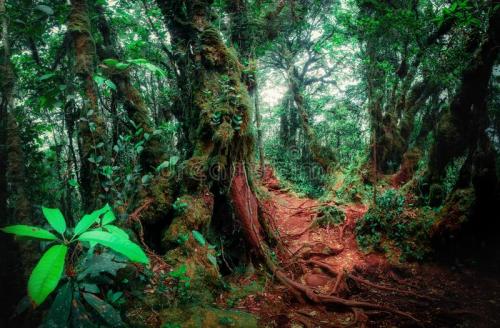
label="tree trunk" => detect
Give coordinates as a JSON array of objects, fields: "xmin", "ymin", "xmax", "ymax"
[
  {"xmin": 288, "ymin": 66, "xmax": 335, "ymax": 170},
  {"xmin": 69, "ymin": 0, "xmax": 108, "ymax": 211},
  {"xmin": 156, "ymin": 0, "xmax": 264, "ymax": 294},
  {"xmin": 0, "ymin": 0, "xmax": 11, "ymax": 219},
  {"xmin": 225, "ymin": 0, "xmax": 265, "ymax": 174},
  {"xmin": 95, "ymin": 5, "xmax": 173, "ymax": 225},
  {"xmin": 96, "ymin": 6, "xmax": 166, "ymax": 172},
  {"xmin": 253, "ymin": 81, "xmax": 265, "ymax": 175},
  {"xmin": 427, "ymin": 3, "xmax": 500, "ymax": 185},
  {"xmin": 0, "ymin": 3, "xmax": 36, "ymax": 324}
]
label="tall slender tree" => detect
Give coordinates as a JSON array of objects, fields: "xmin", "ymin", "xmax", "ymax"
[{"xmin": 68, "ymin": 0, "xmax": 108, "ymax": 211}]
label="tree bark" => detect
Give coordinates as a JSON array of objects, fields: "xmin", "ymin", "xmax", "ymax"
[
  {"xmin": 254, "ymin": 81, "xmax": 265, "ymax": 175},
  {"xmin": 69, "ymin": 0, "xmax": 108, "ymax": 211},
  {"xmin": 95, "ymin": 5, "xmax": 166, "ymax": 172},
  {"xmin": 155, "ymin": 0, "xmax": 262, "ymax": 286},
  {"xmin": 225, "ymin": 0, "xmax": 266, "ymax": 174},
  {"xmin": 427, "ymin": 2, "xmax": 500, "ymax": 184},
  {"xmin": 0, "ymin": 0, "xmax": 10, "ymax": 220},
  {"xmin": 288, "ymin": 66, "xmax": 335, "ymax": 171},
  {"xmin": 95, "ymin": 5, "xmax": 173, "ymax": 225}
]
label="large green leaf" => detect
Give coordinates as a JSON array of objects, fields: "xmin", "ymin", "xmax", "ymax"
[
  {"xmin": 74, "ymin": 204, "xmax": 112, "ymax": 236},
  {"xmin": 28, "ymin": 245, "xmax": 68, "ymax": 305},
  {"xmin": 42, "ymin": 281, "xmax": 72, "ymax": 328},
  {"xmin": 1, "ymin": 225, "xmax": 57, "ymax": 240},
  {"xmin": 103, "ymin": 225, "xmax": 129, "ymax": 239},
  {"xmin": 82, "ymin": 293, "xmax": 125, "ymax": 327},
  {"xmin": 74, "ymin": 213, "xmax": 99, "ymax": 236},
  {"xmin": 101, "ymin": 210, "xmax": 116, "ymax": 225},
  {"xmin": 192, "ymin": 230, "xmax": 206, "ymax": 246},
  {"xmin": 103, "ymin": 58, "xmax": 120, "ymax": 67},
  {"xmin": 94, "ymin": 203, "xmax": 112, "ymax": 217},
  {"xmin": 42, "ymin": 207, "xmax": 66, "ymax": 235},
  {"xmin": 34, "ymin": 4, "xmax": 54, "ymax": 15},
  {"xmin": 78, "ymin": 231, "xmax": 149, "ymax": 264}
]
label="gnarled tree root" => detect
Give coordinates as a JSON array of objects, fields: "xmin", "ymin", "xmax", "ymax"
[
  {"xmin": 230, "ymin": 164, "xmax": 420, "ymax": 325},
  {"xmin": 273, "ymin": 270, "xmax": 420, "ymax": 324}
]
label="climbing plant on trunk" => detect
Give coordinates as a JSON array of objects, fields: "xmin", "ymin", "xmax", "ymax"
[{"xmin": 68, "ymin": 0, "xmax": 108, "ymax": 212}]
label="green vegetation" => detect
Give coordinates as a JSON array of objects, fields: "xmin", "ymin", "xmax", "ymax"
[
  {"xmin": 356, "ymin": 189, "xmax": 438, "ymax": 261},
  {"xmin": 1, "ymin": 0, "xmax": 499, "ymax": 326},
  {"xmin": 1, "ymin": 204, "xmax": 147, "ymax": 326}
]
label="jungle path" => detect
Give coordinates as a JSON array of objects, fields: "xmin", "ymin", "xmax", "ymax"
[{"xmin": 235, "ymin": 168, "xmax": 500, "ymax": 327}]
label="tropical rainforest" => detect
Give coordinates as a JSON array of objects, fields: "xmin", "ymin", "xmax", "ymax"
[{"xmin": 1, "ymin": 0, "xmax": 500, "ymax": 327}]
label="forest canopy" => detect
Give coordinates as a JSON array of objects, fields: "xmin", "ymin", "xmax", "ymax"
[{"xmin": 1, "ymin": 0, "xmax": 499, "ymax": 327}]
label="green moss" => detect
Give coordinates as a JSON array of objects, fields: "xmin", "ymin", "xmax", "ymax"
[
  {"xmin": 162, "ymin": 195, "xmax": 213, "ymax": 247},
  {"xmin": 213, "ymin": 121, "xmax": 234, "ymax": 146},
  {"xmin": 225, "ymin": 280, "xmax": 264, "ymax": 308},
  {"xmin": 138, "ymin": 176, "xmax": 173, "ymax": 225},
  {"xmin": 433, "ymin": 188, "xmax": 475, "ymax": 235},
  {"xmin": 159, "ymin": 306, "xmax": 258, "ymax": 328},
  {"xmin": 165, "ymin": 255, "xmax": 219, "ymax": 304}
]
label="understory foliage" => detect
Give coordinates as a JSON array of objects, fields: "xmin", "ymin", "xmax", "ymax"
[
  {"xmin": 356, "ymin": 189, "xmax": 438, "ymax": 261},
  {"xmin": 1, "ymin": 204, "xmax": 148, "ymax": 327},
  {"xmin": 265, "ymin": 139, "xmax": 326, "ymax": 197}
]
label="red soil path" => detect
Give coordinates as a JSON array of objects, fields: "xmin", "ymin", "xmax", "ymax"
[{"xmin": 230, "ymin": 167, "xmax": 500, "ymax": 327}]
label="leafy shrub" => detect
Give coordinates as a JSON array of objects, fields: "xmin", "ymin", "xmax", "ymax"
[
  {"xmin": 356, "ymin": 189, "xmax": 435, "ymax": 260},
  {"xmin": 443, "ymin": 156, "xmax": 467, "ymax": 196},
  {"xmin": 1, "ymin": 204, "xmax": 148, "ymax": 326},
  {"xmin": 315, "ymin": 205, "xmax": 345, "ymax": 227},
  {"xmin": 330, "ymin": 158, "xmax": 373, "ymax": 204}
]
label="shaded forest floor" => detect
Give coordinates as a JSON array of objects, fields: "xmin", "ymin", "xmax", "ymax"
[{"xmin": 217, "ymin": 169, "xmax": 500, "ymax": 327}]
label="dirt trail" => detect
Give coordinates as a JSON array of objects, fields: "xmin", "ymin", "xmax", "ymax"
[
  {"xmin": 266, "ymin": 171, "xmax": 390, "ymax": 295},
  {"xmin": 241, "ymin": 168, "xmax": 500, "ymax": 327},
  {"xmin": 273, "ymin": 191, "xmax": 385, "ymax": 276}
]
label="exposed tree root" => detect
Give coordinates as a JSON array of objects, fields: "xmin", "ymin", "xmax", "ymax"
[
  {"xmin": 273, "ymin": 269, "xmax": 420, "ymax": 323},
  {"xmin": 347, "ymin": 273, "xmax": 437, "ymax": 301},
  {"xmin": 290, "ymin": 243, "xmax": 344, "ymax": 261},
  {"xmin": 230, "ymin": 164, "xmax": 422, "ymax": 324}
]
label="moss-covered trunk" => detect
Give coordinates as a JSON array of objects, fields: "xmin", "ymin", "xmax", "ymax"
[
  {"xmin": 288, "ymin": 66, "xmax": 335, "ymax": 170},
  {"xmin": 428, "ymin": 2, "xmax": 500, "ymax": 241},
  {"xmin": 0, "ymin": 0, "xmax": 10, "ymax": 219},
  {"xmin": 69, "ymin": 0, "xmax": 108, "ymax": 211},
  {"xmin": 225, "ymin": 0, "xmax": 265, "ymax": 174},
  {"xmin": 0, "ymin": 2, "xmax": 35, "ymax": 323},
  {"xmin": 95, "ymin": 6, "xmax": 166, "ymax": 173},
  {"xmin": 156, "ymin": 0, "xmax": 262, "ymax": 298},
  {"xmin": 427, "ymin": 4, "xmax": 500, "ymax": 185}
]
